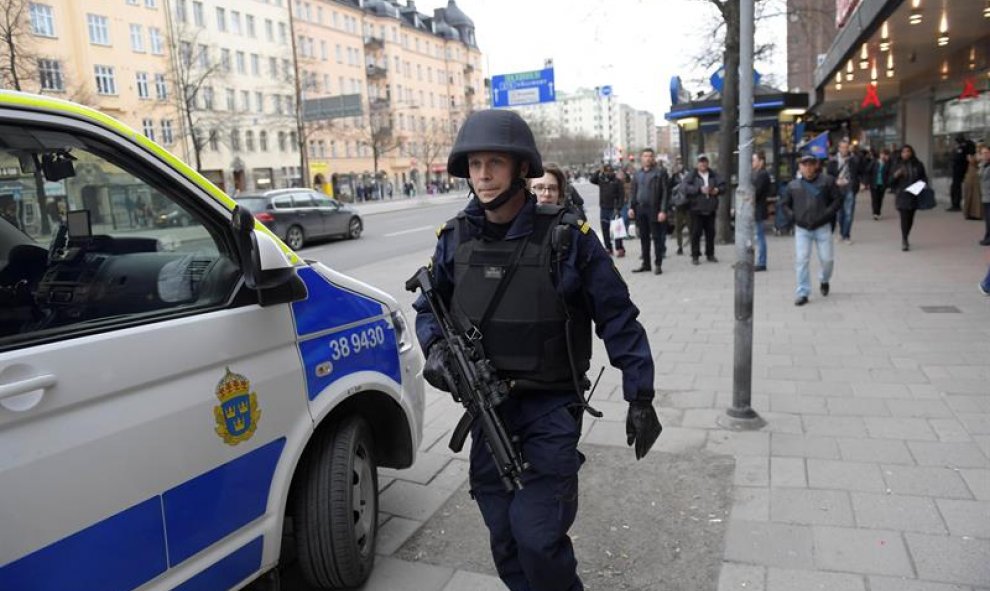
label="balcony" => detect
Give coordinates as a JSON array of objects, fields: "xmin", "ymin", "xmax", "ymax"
[
  {"xmin": 363, "ymin": 35, "xmax": 385, "ymax": 51},
  {"xmin": 370, "ymin": 97, "xmax": 390, "ymax": 111},
  {"xmin": 366, "ymin": 64, "xmax": 388, "ymax": 80},
  {"xmin": 464, "ymin": 85, "xmax": 476, "ymax": 96},
  {"xmin": 463, "ymin": 63, "xmax": 474, "ymax": 74}
]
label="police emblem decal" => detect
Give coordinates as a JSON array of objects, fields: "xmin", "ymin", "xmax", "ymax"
[{"xmin": 213, "ymin": 367, "xmax": 262, "ymax": 446}]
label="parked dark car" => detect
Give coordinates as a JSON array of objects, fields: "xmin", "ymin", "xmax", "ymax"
[{"xmin": 234, "ymin": 189, "xmax": 363, "ymax": 250}]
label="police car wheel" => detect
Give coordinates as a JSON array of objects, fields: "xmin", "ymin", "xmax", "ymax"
[
  {"xmin": 293, "ymin": 416, "xmax": 378, "ymax": 589},
  {"xmin": 347, "ymin": 217, "xmax": 362, "ymax": 239},
  {"xmin": 285, "ymin": 225, "xmax": 305, "ymax": 250}
]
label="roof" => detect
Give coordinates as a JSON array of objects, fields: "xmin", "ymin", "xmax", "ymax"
[{"xmin": 443, "ymin": 0, "xmax": 474, "ymax": 28}]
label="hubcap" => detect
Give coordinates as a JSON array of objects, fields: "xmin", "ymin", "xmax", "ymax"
[
  {"xmin": 351, "ymin": 444, "xmax": 374, "ymax": 556},
  {"xmin": 287, "ymin": 227, "xmax": 303, "ymax": 249},
  {"xmin": 349, "ymin": 219, "xmax": 361, "ymax": 238}
]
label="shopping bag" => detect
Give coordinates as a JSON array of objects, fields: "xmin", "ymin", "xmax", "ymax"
[{"xmin": 610, "ymin": 216, "xmax": 628, "ymax": 240}]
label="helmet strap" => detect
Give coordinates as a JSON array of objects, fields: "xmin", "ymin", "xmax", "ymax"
[{"xmin": 478, "ymin": 177, "xmax": 526, "ymax": 211}]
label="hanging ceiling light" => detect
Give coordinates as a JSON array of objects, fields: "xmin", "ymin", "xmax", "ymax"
[
  {"xmin": 984, "ymin": 0, "xmax": 990, "ymax": 18},
  {"xmin": 940, "ymin": 60, "xmax": 949, "ymax": 80},
  {"xmin": 937, "ymin": 9, "xmax": 949, "ymax": 46},
  {"xmin": 880, "ymin": 21, "xmax": 891, "ymax": 52},
  {"xmin": 859, "ymin": 43, "xmax": 869, "ymax": 69},
  {"xmin": 909, "ymin": 0, "xmax": 923, "ymax": 25},
  {"xmin": 835, "ymin": 71, "xmax": 843, "ymax": 91},
  {"xmin": 886, "ymin": 51, "xmax": 895, "ymax": 78},
  {"xmin": 846, "ymin": 60, "xmax": 855, "ymax": 81},
  {"xmin": 970, "ymin": 46, "xmax": 978, "ymax": 70},
  {"xmin": 870, "ymin": 60, "xmax": 879, "ymax": 82}
]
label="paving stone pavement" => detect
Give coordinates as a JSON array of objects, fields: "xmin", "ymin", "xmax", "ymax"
[{"xmin": 358, "ymin": 191, "xmax": 990, "ymax": 590}]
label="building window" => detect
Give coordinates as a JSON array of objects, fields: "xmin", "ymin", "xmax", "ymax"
[
  {"xmin": 268, "ymin": 57, "xmax": 277, "ymax": 79},
  {"xmin": 215, "ymin": 7, "xmax": 226, "ymax": 32},
  {"xmin": 160, "ymin": 120, "xmax": 173, "ymax": 145},
  {"xmin": 87, "ymin": 14, "xmax": 110, "ymax": 45},
  {"xmin": 197, "ymin": 44, "xmax": 208, "ymax": 68},
  {"xmin": 259, "ymin": 130, "xmax": 268, "ymax": 151},
  {"xmin": 29, "ymin": 3, "xmax": 56, "ymax": 37},
  {"xmin": 142, "ymin": 118, "xmax": 155, "ymax": 141},
  {"xmin": 192, "ymin": 1, "xmax": 203, "ymax": 26},
  {"xmin": 245, "ymin": 130, "xmax": 255, "ymax": 152},
  {"xmin": 179, "ymin": 41, "xmax": 192, "ymax": 67},
  {"xmin": 277, "ymin": 131, "xmax": 286, "ymax": 151},
  {"xmin": 335, "ymin": 44, "xmax": 341, "ymax": 64},
  {"xmin": 144, "ymin": 0, "xmax": 156, "ymax": 8},
  {"xmin": 149, "ymin": 27, "xmax": 163, "ymax": 54},
  {"xmin": 135, "ymin": 71, "xmax": 149, "ymax": 98},
  {"xmin": 250, "ymin": 53, "xmax": 260, "ymax": 76},
  {"xmin": 220, "ymin": 48, "xmax": 231, "ymax": 72},
  {"xmin": 37, "ymin": 59, "xmax": 63, "ymax": 91},
  {"xmin": 230, "ymin": 129, "xmax": 240, "ymax": 151},
  {"xmin": 225, "ymin": 88, "xmax": 235, "ymax": 111},
  {"xmin": 235, "ymin": 51, "xmax": 245, "ymax": 74},
  {"xmin": 289, "ymin": 131, "xmax": 297, "ymax": 151},
  {"xmin": 201, "ymin": 86, "xmax": 214, "ymax": 110},
  {"xmin": 265, "ymin": 19, "xmax": 274, "ymax": 42},
  {"xmin": 320, "ymin": 40, "xmax": 328, "ymax": 61},
  {"xmin": 255, "ymin": 91, "xmax": 264, "ymax": 113},
  {"xmin": 277, "ymin": 22, "xmax": 287, "ymax": 44},
  {"xmin": 94, "ymin": 65, "xmax": 116, "ymax": 95},
  {"xmin": 154, "ymin": 73, "xmax": 167, "ymax": 99},
  {"xmin": 246, "ymin": 14, "xmax": 255, "ymax": 37},
  {"xmin": 240, "ymin": 90, "xmax": 250, "ymax": 112},
  {"xmin": 272, "ymin": 95, "xmax": 282, "ymax": 114},
  {"xmin": 230, "ymin": 10, "xmax": 241, "ymax": 35},
  {"xmin": 174, "ymin": 0, "xmax": 187, "ymax": 22}
]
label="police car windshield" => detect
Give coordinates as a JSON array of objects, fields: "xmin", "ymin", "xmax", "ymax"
[{"xmin": 234, "ymin": 197, "xmax": 270, "ymax": 212}]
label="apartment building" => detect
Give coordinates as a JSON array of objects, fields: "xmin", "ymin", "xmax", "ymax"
[
  {"xmin": 24, "ymin": 0, "xmax": 178, "ymax": 146},
  {"xmin": 293, "ymin": 0, "xmax": 484, "ymax": 198},
  {"xmin": 167, "ymin": 0, "xmax": 300, "ymax": 192}
]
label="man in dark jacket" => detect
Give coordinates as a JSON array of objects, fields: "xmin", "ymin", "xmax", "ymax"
[
  {"xmin": 668, "ymin": 158, "xmax": 691, "ymax": 256},
  {"xmin": 752, "ymin": 150, "xmax": 773, "ymax": 271},
  {"xmin": 682, "ymin": 154, "xmax": 725, "ymax": 265},
  {"xmin": 949, "ymin": 134, "xmax": 976, "ymax": 212},
  {"xmin": 628, "ymin": 148, "xmax": 669, "ymax": 274},
  {"xmin": 590, "ymin": 164, "xmax": 625, "ymax": 256},
  {"xmin": 780, "ymin": 155, "xmax": 843, "ymax": 306}
]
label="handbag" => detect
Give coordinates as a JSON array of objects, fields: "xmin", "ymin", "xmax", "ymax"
[
  {"xmin": 916, "ymin": 186, "xmax": 936, "ymax": 210},
  {"xmin": 609, "ymin": 216, "xmax": 628, "ymax": 240}
]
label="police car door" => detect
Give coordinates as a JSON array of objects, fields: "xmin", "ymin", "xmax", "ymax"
[{"xmin": 0, "ymin": 111, "xmax": 305, "ymax": 590}]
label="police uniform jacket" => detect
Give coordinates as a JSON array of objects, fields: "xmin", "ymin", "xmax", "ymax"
[{"xmin": 413, "ymin": 195, "xmax": 655, "ymax": 423}]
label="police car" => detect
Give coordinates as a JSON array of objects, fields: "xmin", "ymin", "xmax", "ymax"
[{"xmin": 0, "ymin": 91, "xmax": 424, "ymax": 590}]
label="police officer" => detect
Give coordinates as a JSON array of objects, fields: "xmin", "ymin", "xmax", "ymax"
[{"xmin": 412, "ymin": 110, "xmax": 661, "ymax": 591}]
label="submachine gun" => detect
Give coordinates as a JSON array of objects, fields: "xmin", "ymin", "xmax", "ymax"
[{"xmin": 405, "ymin": 266, "xmax": 529, "ymax": 491}]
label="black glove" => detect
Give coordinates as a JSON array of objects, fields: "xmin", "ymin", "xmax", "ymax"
[
  {"xmin": 626, "ymin": 400, "xmax": 662, "ymax": 460},
  {"xmin": 423, "ymin": 341, "xmax": 459, "ymax": 395}
]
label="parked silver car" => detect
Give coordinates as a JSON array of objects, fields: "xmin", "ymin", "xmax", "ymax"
[{"xmin": 235, "ymin": 189, "xmax": 363, "ymax": 250}]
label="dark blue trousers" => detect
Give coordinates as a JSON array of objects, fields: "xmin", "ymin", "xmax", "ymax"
[{"xmin": 469, "ymin": 405, "xmax": 584, "ymax": 591}]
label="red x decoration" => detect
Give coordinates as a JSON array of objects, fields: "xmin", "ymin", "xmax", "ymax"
[
  {"xmin": 862, "ymin": 83, "xmax": 881, "ymax": 109},
  {"xmin": 960, "ymin": 78, "xmax": 980, "ymax": 100}
]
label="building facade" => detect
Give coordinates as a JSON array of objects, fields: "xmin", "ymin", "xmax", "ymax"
[{"xmin": 786, "ymin": 0, "xmax": 839, "ymax": 97}]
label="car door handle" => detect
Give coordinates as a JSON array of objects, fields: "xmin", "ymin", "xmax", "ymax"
[{"xmin": 0, "ymin": 374, "xmax": 56, "ymax": 412}]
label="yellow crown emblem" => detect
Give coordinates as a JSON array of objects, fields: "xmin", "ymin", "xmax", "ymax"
[{"xmin": 213, "ymin": 367, "xmax": 261, "ymax": 446}]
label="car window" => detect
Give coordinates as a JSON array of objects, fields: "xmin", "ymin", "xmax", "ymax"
[
  {"xmin": 292, "ymin": 193, "xmax": 315, "ymax": 208},
  {"xmin": 235, "ymin": 197, "xmax": 269, "ymax": 212},
  {"xmin": 313, "ymin": 196, "xmax": 337, "ymax": 209},
  {"xmin": 272, "ymin": 195, "xmax": 293, "ymax": 209},
  {"xmin": 0, "ymin": 122, "xmax": 240, "ymax": 350}
]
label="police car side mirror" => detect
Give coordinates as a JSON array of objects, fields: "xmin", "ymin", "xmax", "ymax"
[{"xmin": 231, "ymin": 206, "xmax": 306, "ymax": 304}]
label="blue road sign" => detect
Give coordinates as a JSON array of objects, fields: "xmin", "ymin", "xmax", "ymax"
[
  {"xmin": 599, "ymin": 85, "xmax": 612, "ymax": 97},
  {"xmin": 490, "ymin": 68, "xmax": 555, "ymax": 108}
]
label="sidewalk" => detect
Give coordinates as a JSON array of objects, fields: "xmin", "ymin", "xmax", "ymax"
[
  {"xmin": 347, "ymin": 192, "xmax": 467, "ymax": 217},
  {"xmin": 361, "ymin": 193, "xmax": 990, "ymax": 590}
]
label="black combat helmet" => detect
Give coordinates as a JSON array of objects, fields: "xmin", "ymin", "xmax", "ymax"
[{"xmin": 447, "ymin": 110, "xmax": 544, "ymax": 179}]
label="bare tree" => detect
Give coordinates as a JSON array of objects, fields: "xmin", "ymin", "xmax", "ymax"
[
  {"xmin": 412, "ymin": 122, "xmax": 450, "ymax": 188},
  {"xmin": 357, "ymin": 106, "xmax": 403, "ymax": 197},
  {"xmin": 0, "ymin": 0, "xmax": 32, "ymax": 91}
]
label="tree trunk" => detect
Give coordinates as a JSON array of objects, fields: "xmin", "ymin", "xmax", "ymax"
[{"xmin": 717, "ymin": 0, "xmax": 740, "ymax": 244}]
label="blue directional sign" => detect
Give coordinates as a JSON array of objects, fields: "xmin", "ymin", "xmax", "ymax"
[
  {"xmin": 599, "ymin": 85, "xmax": 612, "ymax": 97},
  {"xmin": 490, "ymin": 68, "xmax": 555, "ymax": 108}
]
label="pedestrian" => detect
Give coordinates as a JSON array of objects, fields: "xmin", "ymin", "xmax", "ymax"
[
  {"xmin": 590, "ymin": 163, "xmax": 626, "ymax": 256},
  {"xmin": 979, "ymin": 143, "xmax": 990, "ymax": 246},
  {"xmin": 826, "ymin": 139, "xmax": 861, "ymax": 243},
  {"xmin": 529, "ymin": 162, "xmax": 580, "ymax": 216},
  {"xmin": 682, "ymin": 153, "xmax": 724, "ymax": 265},
  {"xmin": 413, "ymin": 109, "xmax": 661, "ymax": 591},
  {"xmin": 949, "ymin": 133, "xmax": 976, "ymax": 212},
  {"xmin": 628, "ymin": 148, "xmax": 670, "ymax": 275},
  {"xmin": 780, "ymin": 154, "xmax": 842, "ymax": 306},
  {"xmin": 667, "ymin": 157, "xmax": 691, "ymax": 256},
  {"xmin": 752, "ymin": 150, "xmax": 773, "ymax": 271},
  {"xmin": 962, "ymin": 143, "xmax": 983, "ymax": 221},
  {"xmin": 125, "ymin": 195, "xmax": 137, "ymax": 227},
  {"xmin": 867, "ymin": 148, "xmax": 892, "ymax": 220},
  {"xmin": 890, "ymin": 144, "xmax": 928, "ymax": 252}
]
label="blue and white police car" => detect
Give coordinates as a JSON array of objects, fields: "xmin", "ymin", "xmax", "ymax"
[{"xmin": 0, "ymin": 91, "xmax": 424, "ymax": 590}]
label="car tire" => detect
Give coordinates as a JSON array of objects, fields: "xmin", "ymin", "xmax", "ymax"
[
  {"xmin": 293, "ymin": 416, "xmax": 378, "ymax": 589},
  {"xmin": 285, "ymin": 225, "xmax": 305, "ymax": 250},
  {"xmin": 347, "ymin": 217, "xmax": 362, "ymax": 240}
]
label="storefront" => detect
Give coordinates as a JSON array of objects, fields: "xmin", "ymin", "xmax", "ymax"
[
  {"xmin": 810, "ymin": 0, "xmax": 989, "ymax": 175},
  {"xmin": 665, "ymin": 87, "xmax": 809, "ymax": 185}
]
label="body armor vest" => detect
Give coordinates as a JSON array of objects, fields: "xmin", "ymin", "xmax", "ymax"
[{"xmin": 450, "ymin": 208, "xmax": 592, "ymax": 387}]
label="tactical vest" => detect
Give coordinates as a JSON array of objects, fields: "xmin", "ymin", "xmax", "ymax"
[{"xmin": 449, "ymin": 206, "xmax": 592, "ymax": 387}]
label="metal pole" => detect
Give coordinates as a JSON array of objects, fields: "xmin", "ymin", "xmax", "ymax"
[{"xmin": 726, "ymin": 0, "xmax": 762, "ymax": 425}]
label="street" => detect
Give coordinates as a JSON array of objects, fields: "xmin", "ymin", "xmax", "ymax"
[{"xmin": 270, "ymin": 184, "xmax": 990, "ymax": 591}]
